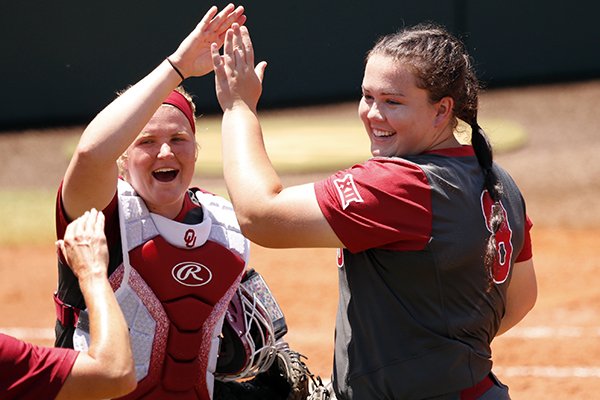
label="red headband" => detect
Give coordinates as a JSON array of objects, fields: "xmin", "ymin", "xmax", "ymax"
[{"xmin": 163, "ymin": 90, "xmax": 196, "ymax": 133}]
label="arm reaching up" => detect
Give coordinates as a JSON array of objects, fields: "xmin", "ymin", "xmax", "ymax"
[
  {"xmin": 55, "ymin": 209, "xmax": 136, "ymax": 399},
  {"xmin": 212, "ymin": 25, "xmax": 341, "ymax": 248},
  {"xmin": 62, "ymin": 5, "xmax": 247, "ymax": 221}
]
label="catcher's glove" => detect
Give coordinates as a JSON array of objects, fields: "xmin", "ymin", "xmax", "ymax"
[
  {"xmin": 214, "ymin": 269, "xmax": 330, "ymax": 400},
  {"xmin": 214, "ymin": 340, "xmax": 329, "ymax": 400}
]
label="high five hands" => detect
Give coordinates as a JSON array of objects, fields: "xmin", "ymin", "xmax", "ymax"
[
  {"xmin": 169, "ymin": 4, "xmax": 247, "ymax": 79},
  {"xmin": 211, "ymin": 23, "xmax": 268, "ymax": 112}
]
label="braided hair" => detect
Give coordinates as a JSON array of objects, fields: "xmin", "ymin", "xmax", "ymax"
[{"xmin": 367, "ymin": 24, "xmax": 504, "ymax": 289}]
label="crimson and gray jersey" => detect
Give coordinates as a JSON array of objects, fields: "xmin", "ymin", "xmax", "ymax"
[{"xmin": 314, "ymin": 146, "xmax": 532, "ymax": 400}]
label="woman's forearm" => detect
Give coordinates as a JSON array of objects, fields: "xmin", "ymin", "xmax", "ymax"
[
  {"xmin": 82, "ymin": 277, "xmax": 133, "ymax": 378},
  {"xmin": 56, "ymin": 274, "xmax": 135, "ymax": 400},
  {"xmin": 75, "ymin": 60, "xmax": 182, "ymax": 166},
  {"xmin": 221, "ymin": 105, "xmax": 283, "ymax": 222}
]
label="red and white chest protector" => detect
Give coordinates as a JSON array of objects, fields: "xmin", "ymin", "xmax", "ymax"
[{"xmin": 73, "ymin": 181, "xmax": 249, "ymax": 399}]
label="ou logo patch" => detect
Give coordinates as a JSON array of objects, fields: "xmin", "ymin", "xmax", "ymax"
[{"xmin": 171, "ymin": 262, "xmax": 212, "ymax": 287}]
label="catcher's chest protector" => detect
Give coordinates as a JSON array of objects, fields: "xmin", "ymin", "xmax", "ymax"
[{"xmin": 74, "ymin": 181, "xmax": 247, "ymax": 400}]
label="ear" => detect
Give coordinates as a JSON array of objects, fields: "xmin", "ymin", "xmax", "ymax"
[{"xmin": 434, "ymin": 96, "xmax": 454, "ymax": 127}]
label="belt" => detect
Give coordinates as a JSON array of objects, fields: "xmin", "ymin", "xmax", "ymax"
[{"xmin": 459, "ymin": 374, "xmax": 494, "ymax": 400}]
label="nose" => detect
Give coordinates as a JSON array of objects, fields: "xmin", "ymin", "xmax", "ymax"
[
  {"xmin": 367, "ymin": 101, "xmax": 384, "ymax": 121},
  {"xmin": 157, "ymin": 142, "xmax": 174, "ymax": 158}
]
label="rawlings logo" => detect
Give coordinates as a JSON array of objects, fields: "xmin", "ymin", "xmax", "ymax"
[
  {"xmin": 171, "ymin": 262, "xmax": 212, "ymax": 287},
  {"xmin": 333, "ymin": 174, "xmax": 364, "ymax": 210}
]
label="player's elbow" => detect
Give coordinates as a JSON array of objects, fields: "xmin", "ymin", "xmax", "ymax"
[
  {"xmin": 237, "ymin": 217, "xmax": 286, "ymax": 248},
  {"xmin": 110, "ymin": 369, "xmax": 138, "ymax": 398},
  {"xmin": 522, "ymin": 282, "xmax": 537, "ymax": 317},
  {"xmin": 238, "ymin": 219, "xmax": 271, "ymax": 246},
  {"xmin": 58, "ymin": 357, "xmax": 137, "ymax": 400},
  {"xmin": 234, "ymin": 207, "xmax": 271, "ymax": 242},
  {"xmin": 94, "ymin": 362, "xmax": 137, "ymax": 398},
  {"xmin": 94, "ymin": 345, "xmax": 137, "ymax": 397},
  {"xmin": 497, "ymin": 259, "xmax": 538, "ymax": 336},
  {"xmin": 516, "ymin": 259, "xmax": 538, "ymax": 316},
  {"xmin": 112, "ymin": 359, "xmax": 137, "ymax": 393}
]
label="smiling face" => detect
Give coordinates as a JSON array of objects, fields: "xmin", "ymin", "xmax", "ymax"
[
  {"xmin": 122, "ymin": 104, "xmax": 197, "ymax": 218},
  {"xmin": 358, "ymin": 53, "xmax": 456, "ymax": 158}
]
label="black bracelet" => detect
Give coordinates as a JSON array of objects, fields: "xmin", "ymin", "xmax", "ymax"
[{"xmin": 166, "ymin": 58, "xmax": 185, "ymax": 82}]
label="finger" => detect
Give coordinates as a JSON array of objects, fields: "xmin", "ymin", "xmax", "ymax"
[
  {"xmin": 215, "ymin": 5, "xmax": 245, "ymax": 36},
  {"xmin": 97, "ymin": 210, "xmax": 106, "ymax": 232},
  {"xmin": 56, "ymin": 239, "xmax": 73, "ymax": 268},
  {"xmin": 214, "ymin": 3, "xmax": 236, "ymax": 20},
  {"xmin": 223, "ymin": 28, "xmax": 234, "ymax": 57},
  {"xmin": 72, "ymin": 211, "xmax": 87, "ymax": 237},
  {"xmin": 232, "ymin": 24, "xmax": 245, "ymax": 64},
  {"xmin": 255, "ymin": 61, "xmax": 268, "ymax": 83},
  {"xmin": 196, "ymin": 5, "xmax": 219, "ymax": 32},
  {"xmin": 82, "ymin": 209, "xmax": 96, "ymax": 236},
  {"xmin": 71, "ymin": 210, "xmax": 91, "ymax": 245},
  {"xmin": 211, "ymin": 42, "xmax": 224, "ymax": 70},
  {"xmin": 62, "ymin": 219, "xmax": 77, "ymax": 252},
  {"xmin": 240, "ymin": 25, "xmax": 254, "ymax": 67},
  {"xmin": 55, "ymin": 239, "xmax": 65, "ymax": 257},
  {"xmin": 89, "ymin": 208, "xmax": 100, "ymax": 235},
  {"xmin": 236, "ymin": 14, "xmax": 247, "ymax": 27},
  {"xmin": 210, "ymin": 4, "xmax": 236, "ymax": 33},
  {"xmin": 211, "ymin": 43, "xmax": 230, "ymax": 92},
  {"xmin": 93, "ymin": 210, "xmax": 105, "ymax": 241}
]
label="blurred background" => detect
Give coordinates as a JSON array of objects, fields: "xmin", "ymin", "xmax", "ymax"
[{"xmin": 1, "ymin": 0, "xmax": 599, "ymax": 129}]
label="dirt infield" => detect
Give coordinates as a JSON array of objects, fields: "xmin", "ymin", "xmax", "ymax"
[{"xmin": 1, "ymin": 79, "xmax": 599, "ymax": 399}]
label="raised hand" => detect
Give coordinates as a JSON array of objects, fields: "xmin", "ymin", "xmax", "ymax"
[
  {"xmin": 169, "ymin": 4, "xmax": 247, "ymax": 79},
  {"xmin": 211, "ymin": 23, "xmax": 267, "ymax": 111},
  {"xmin": 57, "ymin": 209, "xmax": 109, "ymax": 282}
]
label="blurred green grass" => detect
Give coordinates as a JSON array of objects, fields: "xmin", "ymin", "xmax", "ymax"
[
  {"xmin": 0, "ymin": 190, "xmax": 56, "ymax": 246},
  {"xmin": 0, "ymin": 109, "xmax": 525, "ymax": 246},
  {"xmin": 196, "ymin": 114, "xmax": 526, "ymax": 176},
  {"xmin": 194, "ymin": 111, "xmax": 371, "ymax": 177}
]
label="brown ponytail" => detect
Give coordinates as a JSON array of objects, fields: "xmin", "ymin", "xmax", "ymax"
[{"xmin": 471, "ymin": 122, "xmax": 505, "ymax": 290}]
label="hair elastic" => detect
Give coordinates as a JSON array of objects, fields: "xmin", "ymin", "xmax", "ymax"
[{"xmin": 166, "ymin": 58, "xmax": 185, "ymax": 82}]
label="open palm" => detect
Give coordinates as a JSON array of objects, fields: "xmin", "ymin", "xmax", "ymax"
[{"xmin": 170, "ymin": 4, "xmax": 247, "ymax": 78}]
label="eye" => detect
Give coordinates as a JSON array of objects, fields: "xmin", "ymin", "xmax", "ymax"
[
  {"xmin": 386, "ymin": 99, "xmax": 402, "ymax": 105},
  {"xmin": 171, "ymin": 135, "xmax": 188, "ymax": 143}
]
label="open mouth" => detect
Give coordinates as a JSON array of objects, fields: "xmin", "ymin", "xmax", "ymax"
[{"xmin": 152, "ymin": 168, "xmax": 179, "ymax": 182}]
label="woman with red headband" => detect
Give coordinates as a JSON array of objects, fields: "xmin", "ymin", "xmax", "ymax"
[
  {"xmin": 51, "ymin": 5, "xmax": 302, "ymax": 400},
  {"xmin": 54, "ymin": 5, "xmax": 316, "ymax": 399}
]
